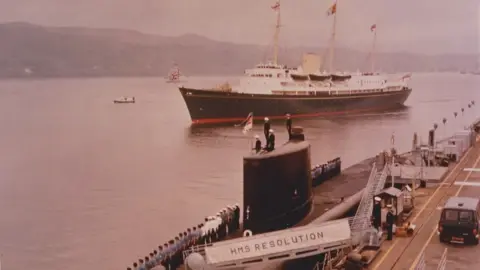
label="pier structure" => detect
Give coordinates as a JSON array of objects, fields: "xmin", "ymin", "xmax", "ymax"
[
  {"xmin": 181, "ymin": 124, "xmax": 480, "ymax": 270},
  {"xmin": 370, "ymin": 134, "xmax": 480, "ymax": 270},
  {"xmin": 368, "ymin": 106, "xmax": 480, "ymax": 270},
  {"xmin": 179, "ymin": 103, "xmax": 479, "ymax": 270}
]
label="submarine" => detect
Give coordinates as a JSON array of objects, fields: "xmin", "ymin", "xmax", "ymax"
[
  {"xmin": 126, "ymin": 126, "xmax": 344, "ymax": 270},
  {"xmin": 243, "ymin": 127, "xmax": 315, "ymax": 234}
]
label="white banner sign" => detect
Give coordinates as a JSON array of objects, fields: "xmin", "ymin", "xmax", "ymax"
[{"xmin": 204, "ymin": 219, "xmax": 351, "ymax": 264}]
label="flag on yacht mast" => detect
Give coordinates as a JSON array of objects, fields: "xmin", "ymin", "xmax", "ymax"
[
  {"xmin": 371, "ymin": 24, "xmax": 377, "ymax": 32},
  {"xmin": 326, "ymin": 2, "xmax": 337, "ymax": 16},
  {"xmin": 242, "ymin": 113, "xmax": 254, "ymax": 134},
  {"xmin": 271, "ymin": 1, "xmax": 280, "ymax": 11}
]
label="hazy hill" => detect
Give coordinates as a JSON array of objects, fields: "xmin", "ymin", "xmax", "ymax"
[{"xmin": 0, "ymin": 22, "xmax": 476, "ymax": 78}]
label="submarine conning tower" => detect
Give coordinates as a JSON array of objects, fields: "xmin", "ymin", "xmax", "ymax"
[{"xmin": 243, "ymin": 126, "xmax": 313, "ymax": 234}]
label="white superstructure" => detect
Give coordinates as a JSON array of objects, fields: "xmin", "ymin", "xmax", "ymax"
[
  {"xmin": 229, "ymin": 0, "xmax": 411, "ymax": 96},
  {"xmin": 237, "ymin": 61, "xmax": 410, "ymax": 95}
]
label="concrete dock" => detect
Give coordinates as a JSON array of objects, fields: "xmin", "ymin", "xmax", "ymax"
[{"xmin": 370, "ymin": 136, "xmax": 480, "ymax": 270}]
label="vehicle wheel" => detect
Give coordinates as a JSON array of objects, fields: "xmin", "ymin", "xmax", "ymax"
[{"xmin": 439, "ymin": 235, "xmax": 445, "ymax": 243}]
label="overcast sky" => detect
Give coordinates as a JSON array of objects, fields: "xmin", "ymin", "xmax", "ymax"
[{"xmin": 1, "ymin": 0, "xmax": 479, "ymax": 54}]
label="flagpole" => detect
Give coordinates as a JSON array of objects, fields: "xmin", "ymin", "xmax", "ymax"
[
  {"xmin": 273, "ymin": 0, "xmax": 281, "ymax": 66},
  {"xmin": 371, "ymin": 27, "xmax": 377, "ymax": 73},
  {"xmin": 250, "ymin": 113, "xmax": 253, "ymax": 152},
  {"xmin": 249, "ymin": 136, "xmax": 253, "ymax": 153},
  {"xmin": 328, "ymin": 0, "xmax": 338, "ymax": 73},
  {"xmin": 391, "ymin": 132, "xmax": 395, "ymax": 187}
]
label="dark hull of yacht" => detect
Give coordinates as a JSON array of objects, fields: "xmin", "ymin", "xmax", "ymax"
[{"xmin": 179, "ymin": 87, "xmax": 412, "ymax": 124}]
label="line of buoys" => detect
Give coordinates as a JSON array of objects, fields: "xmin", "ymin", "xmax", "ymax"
[
  {"xmin": 311, "ymin": 157, "xmax": 341, "ymax": 187},
  {"xmin": 126, "ymin": 204, "xmax": 241, "ymax": 270}
]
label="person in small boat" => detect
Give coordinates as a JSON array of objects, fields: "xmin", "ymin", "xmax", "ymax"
[
  {"xmin": 263, "ymin": 117, "xmax": 270, "ymax": 142},
  {"xmin": 266, "ymin": 129, "xmax": 275, "ymax": 151},
  {"xmin": 254, "ymin": 135, "xmax": 262, "ymax": 153}
]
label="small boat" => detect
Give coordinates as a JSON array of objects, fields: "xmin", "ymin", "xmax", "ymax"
[
  {"xmin": 165, "ymin": 64, "xmax": 187, "ymax": 83},
  {"xmin": 113, "ymin": 97, "xmax": 135, "ymax": 104}
]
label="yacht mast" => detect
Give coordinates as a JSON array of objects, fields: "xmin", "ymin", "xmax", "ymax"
[
  {"xmin": 370, "ymin": 24, "xmax": 377, "ymax": 73},
  {"xmin": 477, "ymin": 1, "xmax": 480, "ymax": 72},
  {"xmin": 327, "ymin": 1, "xmax": 338, "ymax": 73},
  {"xmin": 272, "ymin": 0, "xmax": 281, "ymax": 65}
]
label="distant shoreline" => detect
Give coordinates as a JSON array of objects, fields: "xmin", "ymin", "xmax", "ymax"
[
  {"xmin": 0, "ymin": 74, "xmax": 235, "ymax": 81},
  {"xmin": 0, "ymin": 71, "xmax": 466, "ymax": 81},
  {"xmin": 0, "ymin": 22, "xmax": 477, "ymax": 77}
]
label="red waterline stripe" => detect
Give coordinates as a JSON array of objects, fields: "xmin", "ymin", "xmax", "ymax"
[{"xmin": 191, "ymin": 105, "xmax": 402, "ymax": 124}]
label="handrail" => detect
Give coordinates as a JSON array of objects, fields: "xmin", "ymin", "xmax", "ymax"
[
  {"xmin": 352, "ymin": 162, "xmax": 389, "ymax": 232},
  {"xmin": 353, "ymin": 162, "xmax": 377, "ymax": 218}
]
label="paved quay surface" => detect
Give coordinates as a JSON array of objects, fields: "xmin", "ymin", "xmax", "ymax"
[{"xmin": 370, "ymin": 137, "xmax": 480, "ymax": 270}]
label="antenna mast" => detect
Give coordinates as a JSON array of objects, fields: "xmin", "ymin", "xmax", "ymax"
[{"xmin": 272, "ymin": 0, "xmax": 281, "ymax": 65}]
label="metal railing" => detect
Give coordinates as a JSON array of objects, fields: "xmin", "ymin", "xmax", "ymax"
[
  {"xmin": 353, "ymin": 165, "xmax": 388, "ymax": 231},
  {"xmin": 353, "ymin": 162, "xmax": 377, "ymax": 217},
  {"xmin": 183, "ymin": 243, "xmax": 212, "ymax": 263},
  {"xmin": 351, "ymin": 162, "xmax": 390, "ymax": 231}
]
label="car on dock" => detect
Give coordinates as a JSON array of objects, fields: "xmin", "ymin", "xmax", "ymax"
[{"xmin": 438, "ymin": 196, "xmax": 480, "ymax": 245}]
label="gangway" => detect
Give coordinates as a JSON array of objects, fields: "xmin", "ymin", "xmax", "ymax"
[
  {"xmin": 183, "ymin": 218, "xmax": 357, "ymax": 270},
  {"xmin": 351, "ymin": 162, "xmax": 388, "ymax": 232}
]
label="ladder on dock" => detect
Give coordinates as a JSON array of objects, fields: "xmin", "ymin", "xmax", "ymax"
[{"xmin": 351, "ymin": 162, "xmax": 388, "ymax": 232}]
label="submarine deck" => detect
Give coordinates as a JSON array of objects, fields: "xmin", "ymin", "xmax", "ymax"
[
  {"xmin": 244, "ymin": 140, "xmax": 310, "ymax": 160},
  {"xmin": 369, "ymin": 135, "xmax": 480, "ymax": 270}
]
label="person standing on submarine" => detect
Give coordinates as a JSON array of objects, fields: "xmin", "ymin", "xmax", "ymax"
[
  {"xmin": 285, "ymin": 113, "xmax": 292, "ymax": 140},
  {"xmin": 263, "ymin": 117, "xmax": 270, "ymax": 142},
  {"xmin": 254, "ymin": 135, "xmax": 262, "ymax": 153},
  {"xmin": 266, "ymin": 129, "xmax": 275, "ymax": 151}
]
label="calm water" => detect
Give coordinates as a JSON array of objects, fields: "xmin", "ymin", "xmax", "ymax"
[{"xmin": 0, "ymin": 73, "xmax": 478, "ymax": 270}]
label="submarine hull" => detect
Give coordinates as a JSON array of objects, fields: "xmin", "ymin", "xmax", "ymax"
[{"xmin": 243, "ymin": 141, "xmax": 313, "ymax": 234}]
